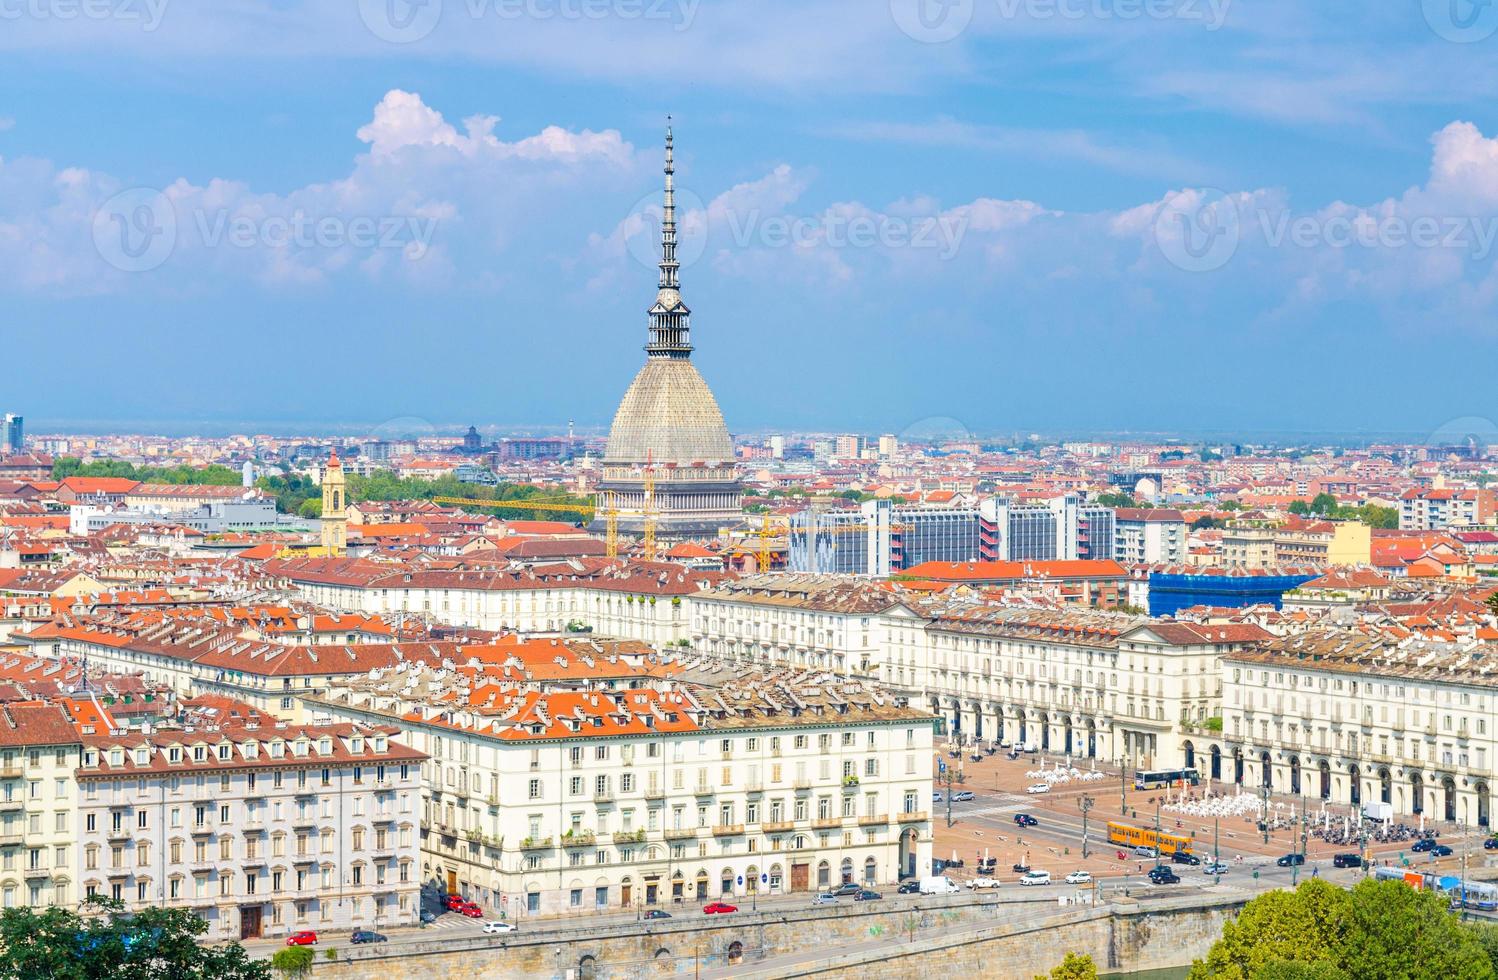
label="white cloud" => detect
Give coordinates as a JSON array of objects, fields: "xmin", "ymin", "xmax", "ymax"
[{"xmin": 0, "ymin": 90, "xmax": 636, "ymax": 294}]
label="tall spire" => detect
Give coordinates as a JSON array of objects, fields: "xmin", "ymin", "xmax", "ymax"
[
  {"xmin": 660, "ymin": 117, "xmax": 678, "ymax": 291},
  {"xmin": 646, "ymin": 116, "xmax": 692, "ymax": 359}
]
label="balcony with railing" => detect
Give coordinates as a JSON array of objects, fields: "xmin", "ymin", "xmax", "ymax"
[
  {"xmin": 896, "ymin": 811, "xmax": 929, "ymax": 823},
  {"xmin": 518, "ymin": 836, "xmax": 553, "ymax": 851},
  {"xmin": 560, "ymin": 830, "xmax": 596, "ymax": 848},
  {"xmin": 711, "ymin": 824, "xmax": 744, "ymax": 838}
]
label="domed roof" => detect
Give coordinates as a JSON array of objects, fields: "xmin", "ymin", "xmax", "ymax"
[{"xmin": 604, "ymin": 358, "xmax": 733, "ymax": 465}]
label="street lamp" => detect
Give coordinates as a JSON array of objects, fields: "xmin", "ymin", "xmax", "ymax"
[{"xmin": 1078, "ymin": 795, "xmax": 1095, "ymax": 859}]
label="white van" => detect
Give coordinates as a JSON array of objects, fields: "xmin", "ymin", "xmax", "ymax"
[{"xmin": 919, "ymin": 876, "xmax": 961, "ymax": 896}]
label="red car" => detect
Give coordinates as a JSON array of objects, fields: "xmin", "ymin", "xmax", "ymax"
[
  {"xmin": 285, "ymin": 931, "xmax": 318, "ymax": 946},
  {"xmin": 445, "ymin": 894, "xmax": 466, "ymax": 911},
  {"xmin": 702, "ymin": 902, "xmax": 738, "ymax": 915},
  {"xmin": 459, "ymin": 902, "xmax": 484, "ymax": 918}
]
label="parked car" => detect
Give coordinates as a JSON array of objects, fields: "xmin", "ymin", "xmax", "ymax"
[
  {"xmin": 933, "ymin": 791, "xmax": 944, "ymax": 803},
  {"xmin": 1431, "ymin": 844, "xmax": 1454, "ymax": 857},
  {"xmin": 966, "ymin": 876, "xmax": 1001, "ymax": 889},
  {"xmin": 1171, "ymin": 851, "xmax": 1201, "ymax": 866},
  {"xmin": 1014, "ymin": 814, "xmax": 1038, "ymax": 827},
  {"xmin": 350, "ymin": 930, "xmax": 387, "ymax": 944},
  {"xmin": 482, "ymin": 921, "xmax": 517, "ymax": 934},
  {"xmin": 1026, "ymin": 783, "xmax": 1051, "ymax": 794},
  {"xmin": 811, "ymin": 893, "xmax": 839, "ymax": 906},
  {"xmin": 1147, "ymin": 867, "xmax": 1180, "ymax": 885},
  {"xmin": 459, "ymin": 902, "xmax": 484, "ymax": 918},
  {"xmin": 1333, "ymin": 853, "xmax": 1365, "ymax": 869},
  {"xmin": 1276, "ymin": 854, "xmax": 1306, "ymax": 867},
  {"xmin": 1011, "ymin": 862, "xmax": 1030, "ymax": 873},
  {"xmin": 952, "ymin": 790, "xmax": 975, "ymax": 803},
  {"xmin": 897, "ymin": 880, "xmax": 921, "ymax": 895},
  {"xmin": 1412, "ymin": 838, "xmax": 1437, "ymax": 853},
  {"xmin": 1064, "ymin": 871, "xmax": 1092, "ymax": 884},
  {"xmin": 419, "ymin": 910, "xmax": 438, "ymax": 924},
  {"xmin": 832, "ymin": 882, "xmax": 862, "ymax": 897},
  {"xmin": 1204, "ymin": 861, "xmax": 1230, "ymax": 875},
  {"xmin": 1133, "ymin": 846, "xmax": 1158, "ymax": 859},
  {"xmin": 703, "ymin": 902, "xmax": 738, "ymax": 915},
  {"xmin": 1485, "ymin": 837, "xmax": 1498, "ymax": 851},
  {"xmin": 1019, "ymin": 870, "xmax": 1052, "ymax": 887},
  {"xmin": 854, "ymin": 889, "xmax": 882, "ymax": 902},
  {"xmin": 643, "ymin": 910, "xmax": 672, "ymax": 920},
  {"xmin": 445, "ymin": 894, "xmax": 467, "ymax": 911},
  {"xmin": 285, "ymin": 931, "xmax": 317, "ymax": 947}
]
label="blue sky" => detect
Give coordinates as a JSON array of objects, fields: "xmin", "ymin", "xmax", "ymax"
[{"xmin": 4, "ymin": 0, "xmax": 1498, "ymax": 439}]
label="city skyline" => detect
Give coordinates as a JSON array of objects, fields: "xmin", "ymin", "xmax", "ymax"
[{"xmin": 2, "ymin": 2, "xmax": 1497, "ymax": 432}]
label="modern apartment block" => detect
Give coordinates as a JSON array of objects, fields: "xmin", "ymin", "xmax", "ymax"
[{"xmin": 1112, "ymin": 508, "xmax": 1187, "ymax": 565}]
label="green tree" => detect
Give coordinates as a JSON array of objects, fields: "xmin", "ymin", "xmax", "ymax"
[
  {"xmin": 1188, "ymin": 879, "xmax": 1350, "ymax": 980},
  {"xmin": 1309, "ymin": 493, "xmax": 1339, "ymax": 515},
  {"xmin": 1036, "ymin": 951, "xmax": 1099, "ymax": 979},
  {"xmin": 270, "ymin": 946, "xmax": 314, "ymax": 980},
  {"xmin": 1287, "ymin": 500, "xmax": 1312, "ymax": 516},
  {"xmin": 297, "ymin": 497, "xmax": 323, "ymax": 519},
  {"xmin": 1338, "ymin": 879, "xmax": 1492, "ymax": 980},
  {"xmin": 1094, "ymin": 492, "xmax": 1139, "ymax": 509},
  {"xmin": 0, "ymin": 895, "xmax": 269, "ymax": 980},
  {"xmin": 1190, "ymin": 879, "xmax": 1495, "ymax": 980}
]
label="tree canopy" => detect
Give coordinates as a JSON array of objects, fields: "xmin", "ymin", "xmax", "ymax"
[
  {"xmin": 1037, "ymin": 951, "xmax": 1099, "ymax": 979},
  {"xmin": 1285, "ymin": 494, "xmax": 1398, "ymax": 529},
  {"xmin": 1188, "ymin": 879, "xmax": 1497, "ymax": 980},
  {"xmin": 0, "ymin": 895, "xmax": 269, "ymax": 980},
  {"xmin": 53, "ymin": 457, "xmax": 242, "ymax": 487}
]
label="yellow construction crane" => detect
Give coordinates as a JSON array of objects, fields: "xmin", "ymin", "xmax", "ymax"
[
  {"xmin": 641, "ymin": 456, "xmax": 658, "ymax": 563},
  {"xmin": 431, "ymin": 493, "xmax": 620, "ymax": 558}
]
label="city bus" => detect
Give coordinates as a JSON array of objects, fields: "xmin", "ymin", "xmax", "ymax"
[
  {"xmin": 1106, "ymin": 821, "xmax": 1194, "ymax": 856},
  {"xmin": 1134, "ymin": 768, "xmax": 1201, "ymax": 791}
]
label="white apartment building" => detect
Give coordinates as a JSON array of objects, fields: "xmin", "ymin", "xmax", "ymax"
[
  {"xmin": 1112, "ymin": 508, "xmax": 1188, "ymax": 565},
  {"xmin": 691, "ymin": 580, "xmax": 1269, "ymax": 773},
  {"xmin": 308, "ymin": 667, "xmax": 933, "ymax": 918},
  {"xmin": 690, "ymin": 576, "xmax": 917, "ymax": 676},
  {"xmin": 1218, "ymin": 631, "xmax": 1498, "ymax": 827},
  {"xmin": 74, "ymin": 721, "xmax": 426, "ymax": 941},
  {"xmin": 0, "ymin": 703, "xmax": 81, "ymax": 912},
  {"xmin": 1400, "ymin": 488, "xmax": 1492, "ymax": 530},
  {"xmin": 883, "ymin": 606, "xmax": 1268, "ymax": 770},
  {"xmin": 265, "ymin": 557, "xmax": 714, "ymax": 648}
]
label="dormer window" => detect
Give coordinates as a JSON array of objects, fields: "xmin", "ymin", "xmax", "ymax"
[
  {"xmin": 318, "ymin": 738, "xmax": 333, "ymax": 756},
  {"xmin": 217, "ymin": 744, "xmax": 232, "ymax": 762},
  {"xmin": 168, "ymin": 747, "xmax": 182, "ymax": 763},
  {"xmin": 193, "ymin": 746, "xmax": 206, "ymax": 762},
  {"xmin": 350, "ymin": 737, "xmax": 363, "ymax": 754},
  {"xmin": 134, "ymin": 748, "xmax": 149, "ymax": 766},
  {"xmin": 373, "ymin": 737, "xmax": 387, "ymax": 753},
  {"xmin": 109, "ymin": 748, "xmax": 123, "ymax": 767}
]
